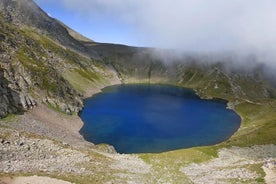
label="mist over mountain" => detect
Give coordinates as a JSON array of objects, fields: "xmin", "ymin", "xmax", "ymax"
[{"xmin": 32, "ymin": 0, "xmax": 276, "ymax": 87}]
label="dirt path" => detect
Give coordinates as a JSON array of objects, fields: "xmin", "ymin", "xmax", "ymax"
[
  {"xmin": 0, "ymin": 176, "xmax": 72, "ymax": 184},
  {"xmin": 262, "ymin": 165, "xmax": 276, "ymax": 184},
  {"xmin": 2, "ymin": 104, "xmax": 91, "ymax": 148},
  {"xmin": 181, "ymin": 145, "xmax": 276, "ymax": 184}
]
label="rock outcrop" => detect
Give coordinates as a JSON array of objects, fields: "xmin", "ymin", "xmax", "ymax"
[
  {"xmin": 0, "ymin": 67, "xmax": 22, "ymax": 117},
  {"xmin": 0, "ymin": 0, "xmax": 94, "ymax": 117}
]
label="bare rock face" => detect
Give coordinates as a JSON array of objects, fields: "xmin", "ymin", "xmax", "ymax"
[
  {"xmin": 0, "ymin": 0, "xmax": 85, "ymax": 117},
  {"xmin": 0, "ymin": 45, "xmax": 83, "ymax": 117},
  {"xmin": 0, "ymin": 58, "xmax": 38, "ymax": 117},
  {"xmin": 0, "ymin": 68, "xmax": 22, "ymax": 117}
]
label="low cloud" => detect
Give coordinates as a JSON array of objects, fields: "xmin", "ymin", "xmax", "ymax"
[{"xmin": 35, "ymin": 0, "xmax": 276, "ymax": 68}]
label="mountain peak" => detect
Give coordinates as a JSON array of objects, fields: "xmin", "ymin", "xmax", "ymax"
[
  {"xmin": 0, "ymin": 0, "xmax": 90, "ymax": 54},
  {"xmin": 0, "ymin": 0, "xmax": 48, "ymax": 25}
]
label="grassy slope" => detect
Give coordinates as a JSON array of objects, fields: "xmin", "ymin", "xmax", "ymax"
[
  {"xmin": 0, "ymin": 13, "xmax": 115, "ymax": 113},
  {"xmin": 225, "ymin": 99, "xmax": 276, "ymax": 146},
  {"xmin": 18, "ymin": 27, "xmax": 108, "ymax": 93}
]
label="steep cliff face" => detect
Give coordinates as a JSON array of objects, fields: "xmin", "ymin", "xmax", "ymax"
[
  {"xmin": 0, "ymin": 67, "xmax": 22, "ymax": 117},
  {"xmin": 0, "ymin": 11, "xmax": 84, "ymax": 117}
]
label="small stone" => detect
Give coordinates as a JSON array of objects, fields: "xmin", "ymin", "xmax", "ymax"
[{"xmin": 62, "ymin": 142, "xmax": 70, "ymax": 146}]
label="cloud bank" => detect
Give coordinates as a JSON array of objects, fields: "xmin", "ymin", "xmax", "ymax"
[{"xmin": 36, "ymin": 0, "xmax": 276, "ymax": 67}]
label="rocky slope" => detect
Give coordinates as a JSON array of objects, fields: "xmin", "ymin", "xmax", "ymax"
[
  {"xmin": 0, "ymin": 67, "xmax": 22, "ymax": 117},
  {"xmin": 0, "ymin": 0, "xmax": 90, "ymax": 55},
  {"xmin": 0, "ymin": 0, "xmax": 120, "ymax": 118},
  {"xmin": 0, "ymin": 10, "xmax": 81, "ymax": 116}
]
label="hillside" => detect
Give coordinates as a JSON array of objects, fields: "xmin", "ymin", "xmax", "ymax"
[
  {"xmin": 0, "ymin": 0, "xmax": 275, "ymax": 183},
  {"xmin": 0, "ymin": 0, "xmax": 120, "ymax": 117}
]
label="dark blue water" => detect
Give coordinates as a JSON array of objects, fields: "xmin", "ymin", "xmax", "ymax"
[{"xmin": 79, "ymin": 84, "xmax": 241, "ymax": 154}]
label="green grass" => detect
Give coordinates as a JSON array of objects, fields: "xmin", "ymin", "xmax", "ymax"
[
  {"xmin": 14, "ymin": 39, "xmax": 60, "ymax": 95},
  {"xmin": 0, "ymin": 114, "xmax": 18, "ymax": 122},
  {"xmin": 19, "ymin": 27, "xmax": 111, "ymax": 96},
  {"xmin": 62, "ymin": 70, "xmax": 95, "ymax": 92},
  {"xmin": 16, "ymin": 47, "xmax": 48, "ymax": 72},
  {"xmin": 248, "ymin": 163, "xmax": 266, "ymax": 183},
  {"xmin": 75, "ymin": 68, "xmax": 100, "ymax": 82},
  {"xmin": 139, "ymin": 146, "xmax": 218, "ymax": 183},
  {"xmin": 222, "ymin": 99, "xmax": 276, "ymax": 146},
  {"xmin": 140, "ymin": 146, "xmax": 218, "ymax": 165}
]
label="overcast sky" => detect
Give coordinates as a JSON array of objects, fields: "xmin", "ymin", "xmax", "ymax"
[{"xmin": 34, "ymin": 0, "xmax": 276, "ymax": 56}]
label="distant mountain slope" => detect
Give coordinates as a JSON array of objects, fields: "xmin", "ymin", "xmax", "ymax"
[
  {"xmin": 88, "ymin": 42, "xmax": 276, "ymax": 100},
  {"xmin": 58, "ymin": 20, "xmax": 94, "ymax": 42}
]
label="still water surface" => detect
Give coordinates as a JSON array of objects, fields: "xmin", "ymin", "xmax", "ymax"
[{"xmin": 80, "ymin": 84, "xmax": 241, "ymax": 153}]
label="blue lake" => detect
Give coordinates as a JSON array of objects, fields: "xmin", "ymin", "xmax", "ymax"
[{"xmin": 79, "ymin": 84, "xmax": 241, "ymax": 154}]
